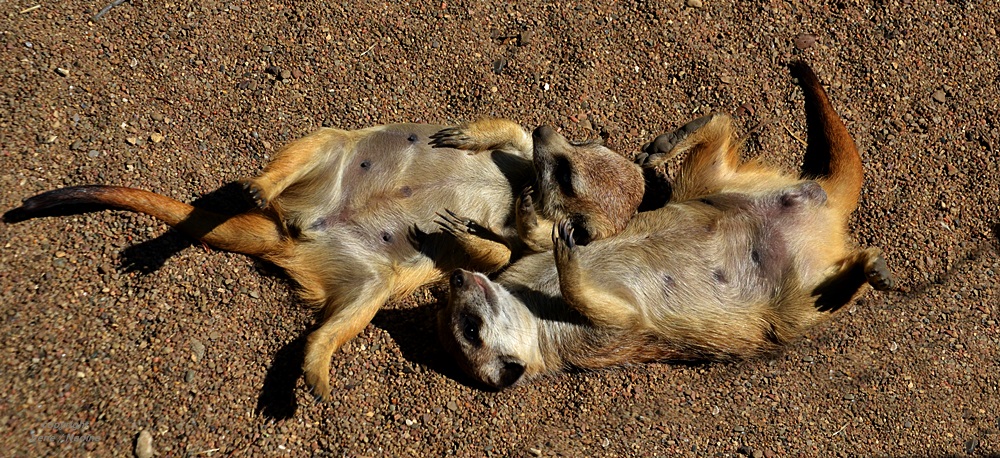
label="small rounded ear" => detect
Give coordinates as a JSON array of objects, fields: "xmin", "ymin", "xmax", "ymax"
[{"xmin": 498, "ymin": 360, "xmax": 526, "ymax": 388}]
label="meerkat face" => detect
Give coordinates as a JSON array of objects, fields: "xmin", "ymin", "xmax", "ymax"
[
  {"xmin": 531, "ymin": 126, "xmax": 644, "ymax": 244},
  {"xmin": 437, "ymin": 269, "xmax": 541, "ymax": 389}
]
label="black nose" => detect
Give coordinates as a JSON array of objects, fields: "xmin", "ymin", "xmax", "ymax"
[
  {"xmin": 450, "ymin": 269, "xmax": 467, "ymax": 288},
  {"xmin": 498, "ymin": 360, "xmax": 526, "ymax": 388},
  {"xmin": 532, "ymin": 125, "xmax": 559, "ymax": 145}
]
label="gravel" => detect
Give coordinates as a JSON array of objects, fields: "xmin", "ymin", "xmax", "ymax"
[{"xmin": 2, "ymin": 0, "xmax": 998, "ymax": 456}]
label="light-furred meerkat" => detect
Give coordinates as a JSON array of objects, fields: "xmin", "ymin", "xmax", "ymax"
[
  {"xmin": 438, "ymin": 62, "xmax": 897, "ymax": 389},
  {"xmin": 4, "ymin": 118, "xmax": 643, "ymax": 401}
]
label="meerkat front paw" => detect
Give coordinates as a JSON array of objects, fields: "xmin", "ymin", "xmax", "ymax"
[
  {"xmin": 516, "ymin": 186, "xmax": 539, "ymax": 228},
  {"xmin": 436, "ymin": 209, "xmax": 490, "ymax": 239},
  {"xmin": 864, "ymin": 250, "xmax": 896, "ymax": 291},
  {"xmin": 553, "ymin": 219, "xmax": 577, "ymax": 266},
  {"xmin": 240, "ymin": 179, "xmax": 269, "ymax": 209},
  {"xmin": 429, "ymin": 127, "xmax": 477, "ymax": 150}
]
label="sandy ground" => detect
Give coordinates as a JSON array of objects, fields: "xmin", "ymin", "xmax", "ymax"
[{"xmin": 1, "ymin": 0, "xmax": 998, "ymax": 456}]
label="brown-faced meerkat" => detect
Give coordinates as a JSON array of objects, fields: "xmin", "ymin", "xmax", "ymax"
[
  {"xmin": 438, "ymin": 62, "xmax": 897, "ymax": 389},
  {"xmin": 4, "ymin": 118, "xmax": 643, "ymax": 401}
]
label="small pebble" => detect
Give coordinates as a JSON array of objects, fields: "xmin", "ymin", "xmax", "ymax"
[
  {"xmin": 964, "ymin": 439, "xmax": 979, "ymax": 454},
  {"xmin": 492, "ymin": 58, "xmax": 507, "ymax": 75},
  {"xmin": 55, "ymin": 67, "xmax": 70, "ymax": 77},
  {"xmin": 794, "ymin": 34, "xmax": 817, "ymax": 50},
  {"xmin": 686, "ymin": 0, "xmax": 703, "ymax": 8},
  {"xmin": 150, "ymin": 133, "xmax": 165, "ymax": 143},
  {"xmin": 517, "ymin": 30, "xmax": 533, "ymax": 46},
  {"xmin": 191, "ymin": 338, "xmax": 206, "ymax": 361},
  {"xmin": 932, "ymin": 90, "xmax": 947, "ymax": 103},
  {"xmin": 135, "ymin": 430, "xmax": 154, "ymax": 458},
  {"xmin": 446, "ymin": 400, "xmax": 458, "ymax": 411}
]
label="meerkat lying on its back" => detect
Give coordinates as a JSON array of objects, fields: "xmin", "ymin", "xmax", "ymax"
[
  {"xmin": 438, "ymin": 62, "xmax": 896, "ymax": 389},
  {"xmin": 4, "ymin": 118, "xmax": 643, "ymax": 401}
]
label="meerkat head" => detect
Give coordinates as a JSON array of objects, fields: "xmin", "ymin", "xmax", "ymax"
[
  {"xmin": 437, "ymin": 269, "xmax": 542, "ymax": 389},
  {"xmin": 531, "ymin": 126, "xmax": 644, "ymax": 244}
]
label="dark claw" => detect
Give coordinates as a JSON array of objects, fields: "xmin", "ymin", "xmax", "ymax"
[
  {"xmin": 407, "ymin": 224, "xmax": 428, "ymax": 249},
  {"xmin": 558, "ymin": 220, "xmax": 576, "ymax": 249},
  {"xmin": 436, "ymin": 210, "xmax": 477, "ymax": 236},
  {"xmin": 241, "ymin": 180, "xmax": 267, "ymax": 208},
  {"xmin": 518, "ymin": 187, "xmax": 535, "ymax": 213},
  {"xmin": 429, "ymin": 127, "xmax": 468, "ymax": 149}
]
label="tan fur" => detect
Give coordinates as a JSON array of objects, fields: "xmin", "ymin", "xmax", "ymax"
[
  {"xmin": 5, "ymin": 118, "xmax": 644, "ymax": 401},
  {"xmin": 438, "ymin": 62, "xmax": 897, "ymax": 389}
]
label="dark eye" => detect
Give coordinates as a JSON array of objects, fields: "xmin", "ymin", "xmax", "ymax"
[
  {"xmin": 553, "ymin": 156, "xmax": 575, "ymax": 197},
  {"xmin": 460, "ymin": 313, "xmax": 482, "ymax": 347}
]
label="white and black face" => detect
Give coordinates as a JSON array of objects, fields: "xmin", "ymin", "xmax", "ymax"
[
  {"xmin": 437, "ymin": 269, "xmax": 538, "ymax": 389},
  {"xmin": 531, "ymin": 126, "xmax": 644, "ymax": 244}
]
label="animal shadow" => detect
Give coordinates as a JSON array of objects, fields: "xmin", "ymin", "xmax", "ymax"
[
  {"xmin": 255, "ymin": 330, "xmax": 308, "ymax": 420},
  {"xmin": 370, "ymin": 286, "xmax": 489, "ymax": 390}
]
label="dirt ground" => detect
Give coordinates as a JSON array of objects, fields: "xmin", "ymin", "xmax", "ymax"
[{"xmin": 1, "ymin": 0, "xmax": 998, "ymax": 456}]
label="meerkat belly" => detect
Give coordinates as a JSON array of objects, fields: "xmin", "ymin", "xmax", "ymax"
[
  {"xmin": 586, "ymin": 221, "xmax": 794, "ymax": 327},
  {"xmin": 281, "ymin": 124, "xmax": 532, "ymax": 258}
]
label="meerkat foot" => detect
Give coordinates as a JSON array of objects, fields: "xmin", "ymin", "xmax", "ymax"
[
  {"xmin": 865, "ymin": 251, "xmax": 896, "ymax": 291},
  {"xmin": 240, "ymin": 179, "xmax": 268, "ymax": 209},
  {"xmin": 637, "ymin": 114, "xmax": 715, "ymax": 167},
  {"xmin": 429, "ymin": 127, "xmax": 476, "ymax": 150},
  {"xmin": 302, "ymin": 354, "xmax": 334, "ymax": 402}
]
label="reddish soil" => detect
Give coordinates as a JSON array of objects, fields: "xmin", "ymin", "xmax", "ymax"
[{"xmin": 1, "ymin": 1, "xmax": 998, "ymax": 456}]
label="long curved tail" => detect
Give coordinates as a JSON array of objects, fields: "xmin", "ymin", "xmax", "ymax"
[
  {"xmin": 4, "ymin": 185, "xmax": 287, "ymax": 260},
  {"xmin": 790, "ymin": 61, "xmax": 864, "ymax": 219}
]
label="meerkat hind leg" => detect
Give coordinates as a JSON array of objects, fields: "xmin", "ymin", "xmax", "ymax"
[
  {"xmin": 303, "ymin": 284, "xmax": 392, "ymax": 402},
  {"xmin": 243, "ymin": 129, "xmax": 346, "ymax": 208},
  {"xmin": 637, "ymin": 114, "xmax": 715, "ymax": 167},
  {"xmin": 553, "ymin": 220, "xmax": 637, "ymax": 327},
  {"xmin": 812, "ymin": 247, "xmax": 895, "ymax": 313}
]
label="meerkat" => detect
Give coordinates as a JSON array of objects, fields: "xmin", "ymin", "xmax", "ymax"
[
  {"xmin": 438, "ymin": 62, "xmax": 897, "ymax": 389},
  {"xmin": 4, "ymin": 118, "xmax": 643, "ymax": 401}
]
